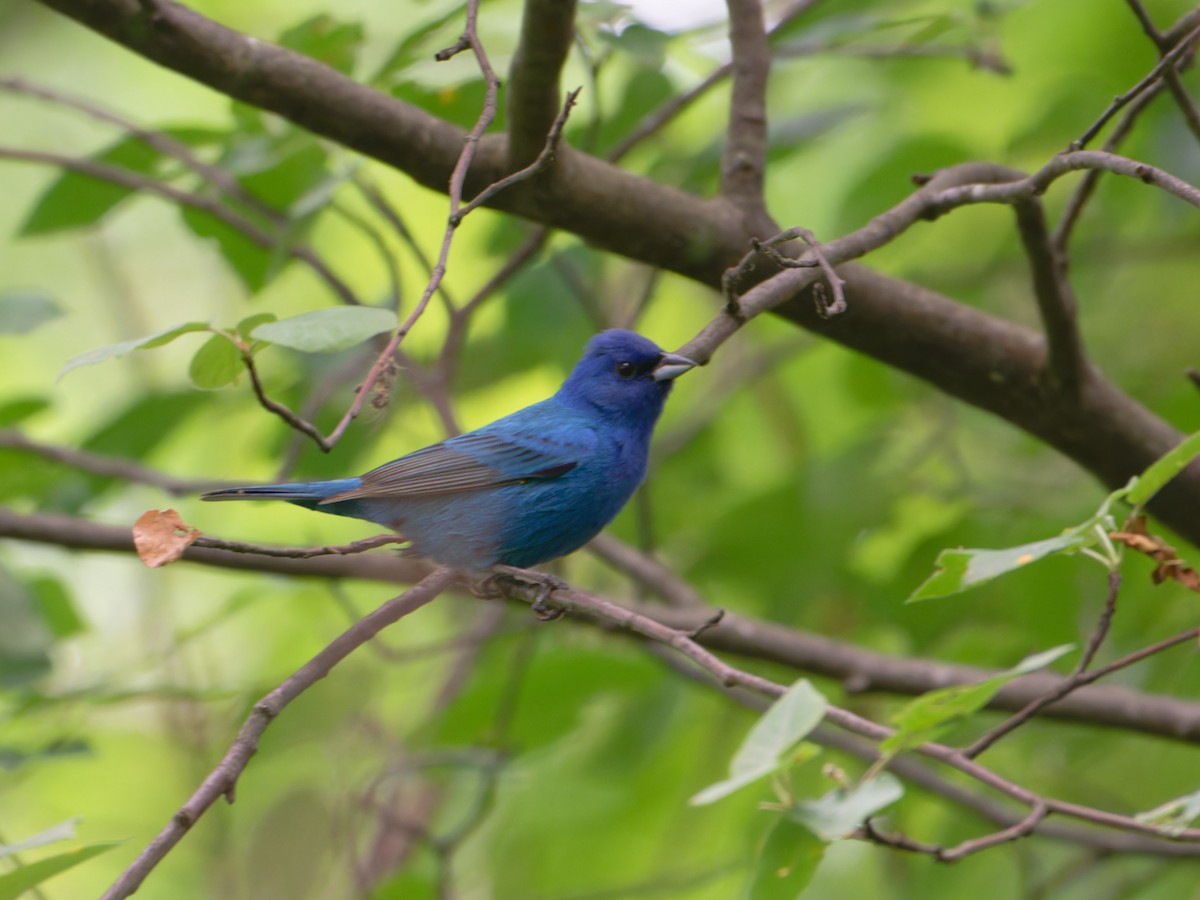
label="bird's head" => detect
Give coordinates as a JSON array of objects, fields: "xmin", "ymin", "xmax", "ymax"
[{"xmin": 557, "ymin": 329, "xmax": 695, "ymax": 422}]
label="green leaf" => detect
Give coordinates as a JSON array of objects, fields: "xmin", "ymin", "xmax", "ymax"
[
  {"xmin": 0, "ymin": 842, "xmax": 122, "ymax": 900},
  {"xmin": 30, "ymin": 576, "xmax": 85, "ymax": 639},
  {"xmin": 17, "ymin": 126, "xmax": 223, "ymax": 236},
  {"xmin": 0, "ymin": 563, "xmax": 57, "ymax": 687},
  {"xmin": 178, "ymin": 206, "xmax": 274, "ymax": 293},
  {"xmin": 745, "ymin": 815, "xmax": 826, "ymax": 900},
  {"xmin": 82, "ymin": 390, "xmax": 209, "ymax": 461},
  {"xmin": 251, "ymin": 307, "xmax": 397, "ymax": 354},
  {"xmin": 789, "ymin": 773, "xmax": 904, "ymax": 841},
  {"xmin": 237, "ymin": 312, "xmax": 277, "ymax": 339},
  {"xmin": 1136, "ymin": 788, "xmax": 1200, "ymax": 836},
  {"xmin": 391, "ymin": 78, "xmax": 504, "ymax": 131},
  {"xmin": 881, "ymin": 645, "xmax": 1073, "ymax": 756},
  {"xmin": 20, "ymin": 137, "xmax": 162, "ymax": 235},
  {"xmin": 0, "ymin": 397, "xmax": 50, "ymax": 427},
  {"xmin": 278, "ymin": 14, "xmax": 364, "ymax": 75},
  {"xmin": 240, "ymin": 141, "xmax": 330, "ymax": 208},
  {"xmin": 289, "ymin": 165, "xmax": 357, "ymax": 219},
  {"xmin": 595, "ymin": 23, "xmax": 672, "ymax": 68},
  {"xmin": 180, "ymin": 140, "xmax": 330, "ymax": 293},
  {"xmin": 690, "ymin": 680, "xmax": 827, "ymax": 805},
  {"xmin": 59, "ymin": 390, "xmax": 212, "ymax": 512},
  {"xmin": 0, "ymin": 819, "xmax": 80, "ymax": 860},
  {"xmin": 229, "ymin": 101, "xmax": 268, "ymax": 135},
  {"xmin": 1128, "ymin": 431, "xmax": 1200, "ymax": 506},
  {"xmin": 371, "ymin": 3, "xmax": 468, "ymax": 83},
  {"xmin": 58, "ymin": 322, "xmax": 211, "ymax": 380},
  {"xmin": 907, "ymin": 533, "xmax": 1085, "ymax": 602},
  {"xmin": 188, "ymin": 334, "xmax": 244, "ymax": 389},
  {"xmin": 0, "ymin": 291, "xmax": 63, "ymax": 334}
]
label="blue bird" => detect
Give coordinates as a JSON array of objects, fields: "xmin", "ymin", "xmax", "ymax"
[{"xmin": 202, "ymin": 330, "xmax": 695, "ymax": 570}]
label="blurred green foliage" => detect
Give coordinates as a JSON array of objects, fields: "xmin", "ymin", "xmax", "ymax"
[{"xmin": 2, "ymin": 0, "xmax": 1200, "ymax": 896}]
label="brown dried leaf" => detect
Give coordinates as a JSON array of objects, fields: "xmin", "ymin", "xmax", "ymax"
[
  {"xmin": 133, "ymin": 508, "xmax": 201, "ymax": 568},
  {"xmin": 1111, "ymin": 517, "xmax": 1200, "ymax": 594}
]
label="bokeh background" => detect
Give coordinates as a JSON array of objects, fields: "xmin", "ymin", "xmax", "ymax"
[{"xmin": 3, "ymin": 0, "xmax": 1200, "ymax": 896}]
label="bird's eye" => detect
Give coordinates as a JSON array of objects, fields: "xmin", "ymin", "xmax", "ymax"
[{"xmin": 616, "ymin": 361, "xmax": 636, "ymax": 379}]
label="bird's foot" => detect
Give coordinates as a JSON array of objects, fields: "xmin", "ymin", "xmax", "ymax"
[{"xmin": 487, "ymin": 565, "xmax": 568, "ymax": 621}]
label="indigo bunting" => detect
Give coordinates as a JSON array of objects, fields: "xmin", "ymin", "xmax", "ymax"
[{"xmin": 202, "ymin": 330, "xmax": 694, "ymax": 570}]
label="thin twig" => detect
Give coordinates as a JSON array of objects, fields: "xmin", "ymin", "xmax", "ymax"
[
  {"xmin": 938, "ymin": 802, "xmax": 1049, "ymax": 861},
  {"xmin": 452, "ymin": 87, "xmax": 581, "ymax": 223},
  {"xmin": 1122, "ymin": 0, "xmax": 1200, "ymax": 144},
  {"xmin": 861, "ymin": 802, "xmax": 1048, "ymax": 861},
  {"xmin": 273, "ymin": 343, "xmax": 381, "ymax": 480},
  {"xmin": 588, "ymin": 533, "xmax": 708, "ymax": 608},
  {"xmin": 1070, "ymin": 23, "xmax": 1200, "ymax": 150},
  {"xmin": 0, "ymin": 76, "xmax": 284, "ymax": 227},
  {"xmin": 1076, "ymin": 571, "xmax": 1121, "ymax": 673},
  {"xmin": 0, "ymin": 147, "xmax": 360, "ymax": 306},
  {"xmin": 810, "ymin": 726, "xmax": 1194, "ymax": 857},
  {"xmin": 1053, "ymin": 83, "xmax": 1165, "ymax": 253},
  {"xmin": 608, "ymin": 66, "xmax": 728, "ymax": 163},
  {"xmin": 963, "ymin": 618, "xmax": 1199, "ymax": 761},
  {"xmin": 4, "ymin": 500, "xmax": 1200, "ymax": 742},
  {"xmin": 192, "ymin": 533, "xmax": 407, "ymax": 559},
  {"xmin": 315, "ymin": 0, "xmax": 502, "ymax": 452},
  {"xmin": 680, "ymin": 150, "xmax": 1200, "ymax": 367},
  {"xmin": 0, "ymin": 429, "xmax": 231, "ymax": 494},
  {"xmin": 101, "ymin": 567, "xmax": 458, "ymax": 900},
  {"xmin": 1125, "ymin": 0, "xmax": 1165, "ymax": 45},
  {"xmin": 494, "ymin": 573, "xmax": 1200, "ymax": 850},
  {"xmin": 725, "ymin": 226, "xmax": 846, "ymax": 318},
  {"xmin": 241, "ymin": 349, "xmax": 332, "ymax": 449},
  {"xmin": 353, "ymin": 177, "xmax": 457, "ymax": 309}
]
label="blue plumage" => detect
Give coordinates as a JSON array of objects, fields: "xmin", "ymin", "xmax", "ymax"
[{"xmin": 202, "ymin": 330, "xmax": 694, "ymax": 570}]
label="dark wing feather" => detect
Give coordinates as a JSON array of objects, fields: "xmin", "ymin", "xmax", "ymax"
[{"xmin": 321, "ymin": 430, "xmax": 578, "ymax": 503}]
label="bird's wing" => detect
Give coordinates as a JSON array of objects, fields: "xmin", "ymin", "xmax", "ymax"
[{"xmin": 320, "ymin": 428, "xmax": 582, "ymax": 503}]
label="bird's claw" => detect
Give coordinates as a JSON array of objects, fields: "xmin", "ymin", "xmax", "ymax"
[
  {"xmin": 488, "ymin": 565, "xmax": 568, "ymax": 621},
  {"xmin": 531, "ymin": 584, "xmax": 566, "ymax": 621},
  {"xmin": 473, "ymin": 573, "xmax": 508, "ymax": 600}
]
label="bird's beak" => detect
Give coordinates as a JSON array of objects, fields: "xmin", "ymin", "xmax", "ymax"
[{"xmin": 652, "ymin": 352, "xmax": 697, "ymax": 382}]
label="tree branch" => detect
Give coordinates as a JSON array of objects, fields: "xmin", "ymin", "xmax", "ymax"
[
  {"xmin": 1012, "ymin": 197, "xmax": 1083, "ymax": 390},
  {"xmin": 661, "ymin": 660, "xmax": 1200, "ymax": 857},
  {"xmin": 646, "ymin": 602, "xmax": 1200, "ymax": 744},
  {"xmin": 497, "ymin": 575, "xmax": 1200, "ymax": 847},
  {"xmin": 721, "ymin": 0, "xmax": 771, "ymax": 216},
  {"xmin": 679, "ymin": 156, "xmax": 1200, "ymax": 546},
  {"xmin": 27, "ymin": 0, "xmax": 1200, "ymax": 550},
  {"xmin": 0, "ymin": 506, "xmax": 429, "ymax": 583},
  {"xmin": 507, "ymin": 0, "xmax": 577, "ymax": 166},
  {"xmin": 5, "ymin": 503, "xmax": 1200, "ymax": 743}
]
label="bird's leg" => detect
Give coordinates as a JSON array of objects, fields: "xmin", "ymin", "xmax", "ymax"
[{"xmin": 487, "ymin": 565, "xmax": 569, "ymax": 620}]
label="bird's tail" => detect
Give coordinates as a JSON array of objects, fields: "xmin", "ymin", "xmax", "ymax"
[{"xmin": 201, "ymin": 478, "xmax": 363, "ymax": 503}]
